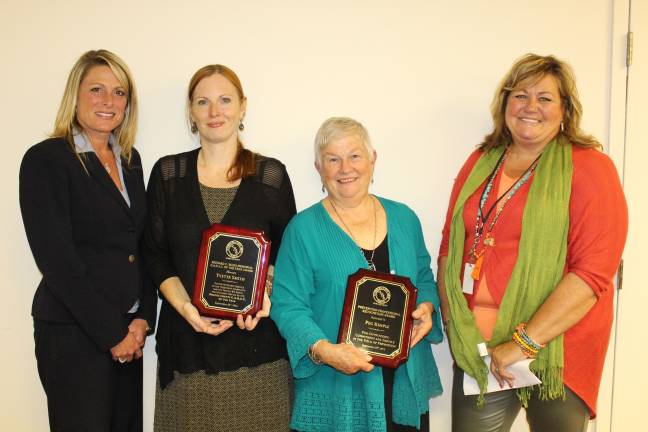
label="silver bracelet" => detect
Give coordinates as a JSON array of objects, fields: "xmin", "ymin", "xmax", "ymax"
[{"xmin": 308, "ymin": 339, "xmax": 326, "ymax": 365}]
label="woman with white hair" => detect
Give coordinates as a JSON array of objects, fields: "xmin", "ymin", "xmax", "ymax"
[{"xmin": 271, "ymin": 117, "xmax": 444, "ymax": 432}]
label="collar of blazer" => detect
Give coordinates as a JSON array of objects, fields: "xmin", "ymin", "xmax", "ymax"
[{"xmin": 73, "ymin": 131, "xmax": 139, "ymax": 219}]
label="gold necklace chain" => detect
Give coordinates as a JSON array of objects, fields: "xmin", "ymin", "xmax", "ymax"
[{"xmin": 328, "ymin": 196, "xmax": 377, "ymax": 271}]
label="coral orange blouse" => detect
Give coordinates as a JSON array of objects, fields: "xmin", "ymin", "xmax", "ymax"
[{"xmin": 439, "ymin": 145, "xmax": 628, "ymax": 417}]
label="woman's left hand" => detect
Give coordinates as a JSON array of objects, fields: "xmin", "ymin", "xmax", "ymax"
[
  {"xmin": 488, "ymin": 341, "xmax": 527, "ymax": 389},
  {"xmin": 410, "ymin": 302, "xmax": 434, "ymax": 347},
  {"xmin": 128, "ymin": 318, "xmax": 149, "ymax": 359},
  {"xmin": 265, "ymin": 265, "xmax": 274, "ymax": 296},
  {"xmin": 128, "ymin": 318, "xmax": 149, "ymax": 345},
  {"xmin": 236, "ymin": 290, "xmax": 271, "ymax": 331}
]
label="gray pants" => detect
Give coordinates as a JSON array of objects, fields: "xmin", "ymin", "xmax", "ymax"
[{"xmin": 452, "ymin": 368, "xmax": 589, "ymax": 432}]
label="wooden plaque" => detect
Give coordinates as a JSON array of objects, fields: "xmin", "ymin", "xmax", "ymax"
[
  {"xmin": 337, "ymin": 269, "xmax": 417, "ymax": 368},
  {"xmin": 193, "ymin": 224, "xmax": 270, "ymax": 320}
]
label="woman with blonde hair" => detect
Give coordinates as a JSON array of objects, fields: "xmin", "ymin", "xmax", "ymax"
[
  {"xmin": 437, "ymin": 53, "xmax": 628, "ymax": 431},
  {"xmin": 19, "ymin": 49, "xmax": 156, "ymax": 431}
]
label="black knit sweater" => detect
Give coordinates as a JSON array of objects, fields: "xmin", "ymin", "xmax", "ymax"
[{"xmin": 143, "ymin": 148, "xmax": 296, "ymax": 388}]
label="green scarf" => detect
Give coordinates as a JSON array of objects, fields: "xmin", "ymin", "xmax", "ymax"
[{"xmin": 445, "ymin": 137, "xmax": 572, "ymax": 404}]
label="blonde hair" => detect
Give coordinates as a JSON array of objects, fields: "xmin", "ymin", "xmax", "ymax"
[
  {"xmin": 187, "ymin": 64, "xmax": 255, "ymax": 180},
  {"xmin": 314, "ymin": 117, "xmax": 374, "ymax": 165},
  {"xmin": 480, "ymin": 53, "xmax": 601, "ymax": 151},
  {"xmin": 51, "ymin": 49, "xmax": 138, "ymax": 164}
]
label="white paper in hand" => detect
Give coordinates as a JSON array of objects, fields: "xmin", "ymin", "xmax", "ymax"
[{"xmin": 463, "ymin": 355, "xmax": 542, "ymax": 395}]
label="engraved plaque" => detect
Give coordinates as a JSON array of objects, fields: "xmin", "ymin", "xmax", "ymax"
[
  {"xmin": 192, "ymin": 224, "xmax": 270, "ymax": 320},
  {"xmin": 337, "ymin": 269, "xmax": 417, "ymax": 368}
]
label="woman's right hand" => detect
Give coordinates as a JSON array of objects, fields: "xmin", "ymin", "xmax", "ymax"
[
  {"xmin": 316, "ymin": 340, "xmax": 374, "ymax": 374},
  {"xmin": 181, "ymin": 301, "xmax": 234, "ymax": 336},
  {"xmin": 159, "ymin": 277, "xmax": 234, "ymax": 336}
]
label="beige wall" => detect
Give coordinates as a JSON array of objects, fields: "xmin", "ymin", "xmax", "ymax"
[
  {"xmin": 608, "ymin": 0, "xmax": 648, "ymax": 429},
  {"xmin": 0, "ymin": 1, "xmax": 623, "ymax": 430}
]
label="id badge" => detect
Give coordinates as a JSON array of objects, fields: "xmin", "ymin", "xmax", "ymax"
[{"xmin": 462, "ymin": 263, "xmax": 475, "ymax": 294}]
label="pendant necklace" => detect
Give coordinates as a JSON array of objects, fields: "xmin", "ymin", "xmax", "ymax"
[
  {"xmin": 97, "ymin": 151, "xmax": 114, "ymax": 175},
  {"xmin": 329, "ymin": 196, "xmax": 377, "ymax": 271}
]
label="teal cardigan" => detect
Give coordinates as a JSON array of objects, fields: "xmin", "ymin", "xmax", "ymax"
[{"xmin": 271, "ymin": 197, "xmax": 443, "ymax": 432}]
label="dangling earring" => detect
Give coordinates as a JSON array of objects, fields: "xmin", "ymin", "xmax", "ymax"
[
  {"xmin": 371, "ymin": 177, "xmax": 374, "ymax": 184},
  {"xmin": 321, "ymin": 184, "xmax": 325, "ymax": 193},
  {"xmin": 191, "ymin": 122, "xmax": 198, "ymax": 134},
  {"xmin": 560, "ymin": 121, "xmax": 564, "ymax": 133},
  {"xmin": 238, "ymin": 121, "xmax": 245, "ymax": 131}
]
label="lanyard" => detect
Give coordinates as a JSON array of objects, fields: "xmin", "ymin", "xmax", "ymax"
[{"xmin": 468, "ymin": 149, "xmax": 542, "ymax": 265}]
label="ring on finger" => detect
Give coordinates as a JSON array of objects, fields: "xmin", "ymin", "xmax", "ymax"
[{"xmin": 118, "ymin": 357, "xmax": 126, "ymax": 363}]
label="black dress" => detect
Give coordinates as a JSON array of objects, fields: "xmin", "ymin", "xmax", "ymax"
[{"xmin": 143, "ymin": 149, "xmax": 296, "ymax": 431}]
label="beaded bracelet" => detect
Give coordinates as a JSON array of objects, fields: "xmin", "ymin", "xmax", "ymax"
[
  {"xmin": 512, "ymin": 323, "xmax": 545, "ymax": 358},
  {"xmin": 308, "ymin": 339, "xmax": 327, "ymax": 365},
  {"xmin": 512, "ymin": 330, "xmax": 538, "ymax": 358},
  {"xmin": 515, "ymin": 323, "xmax": 545, "ymax": 350}
]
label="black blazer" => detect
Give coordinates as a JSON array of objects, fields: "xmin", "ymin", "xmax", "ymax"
[{"xmin": 19, "ymin": 137, "xmax": 157, "ymax": 351}]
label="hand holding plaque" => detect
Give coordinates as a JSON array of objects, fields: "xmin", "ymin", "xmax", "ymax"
[
  {"xmin": 193, "ymin": 224, "xmax": 270, "ymax": 320},
  {"xmin": 181, "ymin": 301, "xmax": 234, "ymax": 335},
  {"xmin": 409, "ymin": 302, "xmax": 434, "ymax": 347},
  {"xmin": 337, "ymin": 269, "xmax": 418, "ymax": 368},
  {"xmin": 235, "ymin": 290, "xmax": 271, "ymax": 331}
]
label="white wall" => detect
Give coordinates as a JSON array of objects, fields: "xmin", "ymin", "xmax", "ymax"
[{"xmin": 0, "ymin": 1, "xmax": 620, "ymax": 430}]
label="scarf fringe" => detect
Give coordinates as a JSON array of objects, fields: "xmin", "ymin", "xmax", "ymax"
[{"xmin": 517, "ymin": 366, "xmax": 566, "ymax": 406}]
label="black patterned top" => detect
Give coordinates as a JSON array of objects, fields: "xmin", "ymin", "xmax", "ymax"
[
  {"xmin": 143, "ymin": 150, "xmax": 296, "ymax": 389},
  {"xmin": 199, "ymin": 184, "xmax": 238, "ymax": 224}
]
